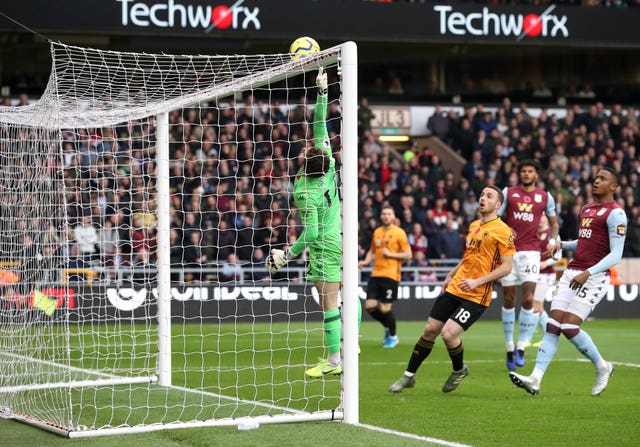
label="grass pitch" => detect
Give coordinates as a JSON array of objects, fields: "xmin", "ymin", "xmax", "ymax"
[{"xmin": 1, "ymin": 319, "xmax": 639, "ymax": 447}]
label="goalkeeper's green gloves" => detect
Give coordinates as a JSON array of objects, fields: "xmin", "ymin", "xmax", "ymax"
[
  {"xmin": 265, "ymin": 249, "xmax": 293, "ymax": 274},
  {"xmin": 316, "ymin": 67, "xmax": 328, "ymax": 96}
]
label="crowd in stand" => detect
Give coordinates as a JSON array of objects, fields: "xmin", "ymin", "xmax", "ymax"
[
  {"xmin": 3, "ymin": 91, "xmax": 640, "ymax": 285},
  {"xmin": 357, "ymin": 98, "xmax": 640, "ymax": 269}
]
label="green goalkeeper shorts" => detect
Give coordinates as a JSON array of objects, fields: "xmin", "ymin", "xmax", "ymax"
[{"xmin": 307, "ymin": 243, "xmax": 342, "ymax": 283}]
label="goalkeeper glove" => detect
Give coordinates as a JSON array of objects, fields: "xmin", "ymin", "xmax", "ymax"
[
  {"xmin": 265, "ymin": 249, "xmax": 292, "ymax": 274},
  {"xmin": 316, "ymin": 67, "xmax": 328, "ymax": 96}
]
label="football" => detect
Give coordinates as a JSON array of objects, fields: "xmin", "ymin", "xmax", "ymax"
[{"xmin": 289, "ymin": 36, "xmax": 320, "ymax": 60}]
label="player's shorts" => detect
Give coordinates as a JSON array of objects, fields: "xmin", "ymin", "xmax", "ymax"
[
  {"xmin": 366, "ymin": 276, "xmax": 399, "ymax": 303},
  {"xmin": 307, "ymin": 243, "xmax": 341, "ymax": 283},
  {"xmin": 500, "ymin": 250, "xmax": 541, "ymax": 287},
  {"xmin": 533, "ymin": 272, "xmax": 556, "ymax": 303},
  {"xmin": 429, "ymin": 292, "xmax": 487, "ymax": 331},
  {"xmin": 550, "ymin": 269, "xmax": 610, "ymax": 321}
]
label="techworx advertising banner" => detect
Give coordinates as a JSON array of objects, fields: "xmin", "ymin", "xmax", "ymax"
[
  {"xmin": 45, "ymin": 284, "xmax": 640, "ymax": 322},
  {"xmin": 1, "ymin": 1, "xmax": 639, "ymax": 48}
]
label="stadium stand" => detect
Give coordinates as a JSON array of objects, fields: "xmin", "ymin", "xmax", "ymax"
[{"xmin": 2, "ymin": 92, "xmax": 638, "ymax": 283}]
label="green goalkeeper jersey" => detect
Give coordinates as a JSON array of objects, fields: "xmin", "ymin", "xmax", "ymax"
[{"xmin": 289, "ymin": 95, "xmax": 341, "ymax": 258}]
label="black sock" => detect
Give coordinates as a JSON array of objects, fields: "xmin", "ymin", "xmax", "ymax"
[
  {"xmin": 407, "ymin": 337, "xmax": 434, "ymax": 374},
  {"xmin": 366, "ymin": 307, "xmax": 386, "ymax": 326},
  {"xmin": 381, "ymin": 311, "xmax": 397, "ymax": 336},
  {"xmin": 447, "ymin": 342, "xmax": 464, "ymax": 372}
]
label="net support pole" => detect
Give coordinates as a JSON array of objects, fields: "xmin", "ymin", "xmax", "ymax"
[
  {"xmin": 340, "ymin": 41, "xmax": 359, "ymax": 425},
  {"xmin": 155, "ymin": 111, "xmax": 172, "ymax": 387}
]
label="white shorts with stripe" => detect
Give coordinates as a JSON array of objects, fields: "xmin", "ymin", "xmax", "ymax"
[{"xmin": 550, "ymin": 268, "xmax": 610, "ymax": 321}]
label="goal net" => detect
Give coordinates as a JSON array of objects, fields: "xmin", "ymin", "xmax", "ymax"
[{"xmin": 0, "ymin": 41, "xmax": 358, "ymax": 437}]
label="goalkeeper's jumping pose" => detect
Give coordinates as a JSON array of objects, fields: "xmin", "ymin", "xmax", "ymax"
[{"xmin": 266, "ymin": 67, "xmax": 354, "ymax": 378}]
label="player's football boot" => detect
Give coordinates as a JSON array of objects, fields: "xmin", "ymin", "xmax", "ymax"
[
  {"xmin": 592, "ymin": 361, "xmax": 614, "ymax": 396},
  {"xmin": 388, "ymin": 374, "xmax": 416, "ymax": 393},
  {"xmin": 382, "ymin": 328, "xmax": 391, "ymax": 345},
  {"xmin": 515, "ymin": 349, "xmax": 525, "ymax": 367},
  {"xmin": 506, "ymin": 351, "xmax": 516, "ymax": 371},
  {"xmin": 509, "ymin": 372, "xmax": 540, "ymax": 395},
  {"xmin": 442, "ymin": 365, "xmax": 469, "ymax": 393},
  {"xmin": 383, "ymin": 335, "xmax": 399, "ymax": 348},
  {"xmin": 305, "ymin": 358, "xmax": 342, "ymax": 378}
]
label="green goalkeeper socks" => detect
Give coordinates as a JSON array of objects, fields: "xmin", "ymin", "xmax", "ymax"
[{"xmin": 323, "ymin": 308, "xmax": 342, "ymax": 355}]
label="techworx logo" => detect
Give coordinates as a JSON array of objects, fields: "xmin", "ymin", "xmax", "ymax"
[
  {"xmin": 116, "ymin": 0, "xmax": 261, "ymax": 30},
  {"xmin": 434, "ymin": 4, "xmax": 569, "ymax": 39}
]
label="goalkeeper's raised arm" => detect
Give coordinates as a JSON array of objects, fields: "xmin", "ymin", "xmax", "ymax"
[
  {"xmin": 313, "ymin": 66, "xmax": 331, "ymax": 158},
  {"xmin": 266, "ymin": 66, "xmax": 355, "ymax": 379},
  {"xmin": 265, "ymin": 66, "xmax": 337, "ymax": 272}
]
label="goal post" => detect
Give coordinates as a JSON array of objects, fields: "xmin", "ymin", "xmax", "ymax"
[
  {"xmin": 0, "ymin": 40, "xmax": 358, "ymax": 437},
  {"xmin": 340, "ymin": 41, "xmax": 359, "ymax": 425}
]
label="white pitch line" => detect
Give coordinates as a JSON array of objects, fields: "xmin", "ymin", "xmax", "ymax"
[
  {"xmin": 356, "ymin": 423, "xmax": 475, "ymax": 447},
  {"xmin": 576, "ymin": 359, "xmax": 640, "ymax": 368}
]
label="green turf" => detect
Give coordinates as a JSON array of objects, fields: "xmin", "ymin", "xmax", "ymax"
[{"xmin": 1, "ymin": 319, "xmax": 639, "ymax": 447}]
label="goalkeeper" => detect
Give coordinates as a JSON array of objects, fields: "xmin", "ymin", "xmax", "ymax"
[{"xmin": 266, "ymin": 67, "xmax": 354, "ymax": 378}]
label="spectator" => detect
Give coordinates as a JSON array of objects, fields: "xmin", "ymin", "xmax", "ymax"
[
  {"xmin": 450, "ymin": 117, "xmax": 475, "ymax": 159},
  {"xmin": 220, "ymin": 253, "xmax": 244, "ymax": 282},
  {"xmin": 427, "ymin": 105, "xmax": 449, "ymax": 140},
  {"xmin": 407, "ymin": 222, "xmax": 428, "ymax": 257},
  {"xmin": 435, "ymin": 219, "xmax": 463, "ymax": 259},
  {"xmin": 461, "ymin": 150, "xmax": 484, "ymax": 181},
  {"xmin": 73, "ymin": 214, "xmax": 99, "ymax": 263},
  {"xmin": 183, "ymin": 231, "xmax": 207, "ymax": 282},
  {"xmin": 131, "ymin": 247, "xmax": 154, "ymax": 285},
  {"xmin": 410, "ymin": 251, "xmax": 438, "ymax": 283},
  {"xmin": 357, "ymin": 97, "xmax": 375, "ymax": 135},
  {"xmin": 387, "ymin": 75, "xmax": 404, "ymax": 95},
  {"xmin": 248, "ymin": 247, "xmax": 269, "ymax": 282},
  {"xmin": 67, "ymin": 244, "xmax": 90, "ymax": 283},
  {"xmin": 462, "ymin": 190, "xmax": 479, "ymax": 223},
  {"xmin": 214, "ymin": 219, "xmax": 236, "ymax": 263}
]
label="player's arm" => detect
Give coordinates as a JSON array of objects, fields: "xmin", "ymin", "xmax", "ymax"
[
  {"xmin": 289, "ymin": 201, "xmax": 319, "ymax": 257},
  {"xmin": 313, "ymin": 67, "xmax": 332, "ymax": 157},
  {"xmin": 568, "ymin": 209, "xmax": 627, "ymax": 290},
  {"xmin": 266, "ymin": 198, "xmax": 319, "ymax": 273},
  {"xmin": 382, "ymin": 231, "xmax": 412, "ymax": 260},
  {"xmin": 476, "ymin": 254, "xmax": 513, "ymax": 286},
  {"xmin": 358, "ymin": 249, "xmax": 375, "ymax": 268},
  {"xmin": 443, "ymin": 258, "xmax": 465, "ymax": 290},
  {"xmin": 382, "ymin": 246, "xmax": 412, "ymax": 260},
  {"xmin": 545, "ymin": 193, "xmax": 560, "ymax": 240},
  {"xmin": 455, "ymin": 254, "xmax": 513, "ymax": 292},
  {"xmin": 496, "ymin": 186, "xmax": 508, "ymax": 218},
  {"xmin": 542, "ymin": 229, "xmax": 564, "ymax": 267},
  {"xmin": 459, "ymin": 226, "xmax": 515, "ymax": 291}
]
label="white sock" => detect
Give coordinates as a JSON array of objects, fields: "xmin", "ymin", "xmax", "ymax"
[{"xmin": 328, "ymin": 352, "xmax": 341, "ymax": 367}]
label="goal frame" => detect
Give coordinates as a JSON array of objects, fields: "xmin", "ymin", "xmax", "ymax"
[{"xmin": 0, "ymin": 41, "xmax": 359, "ymax": 438}]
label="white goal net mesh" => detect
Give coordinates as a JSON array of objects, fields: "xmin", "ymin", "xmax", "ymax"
[{"xmin": 0, "ymin": 41, "xmax": 352, "ymax": 436}]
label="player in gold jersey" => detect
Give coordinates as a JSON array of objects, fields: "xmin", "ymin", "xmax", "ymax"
[
  {"xmin": 389, "ymin": 186, "xmax": 514, "ymax": 394},
  {"xmin": 359, "ymin": 206, "xmax": 412, "ymax": 348}
]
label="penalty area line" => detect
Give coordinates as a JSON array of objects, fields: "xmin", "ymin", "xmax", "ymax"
[{"xmin": 355, "ymin": 422, "xmax": 475, "ymax": 447}]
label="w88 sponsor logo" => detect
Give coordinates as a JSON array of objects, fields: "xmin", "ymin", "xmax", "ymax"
[
  {"xmin": 513, "ymin": 211, "xmax": 534, "ymax": 222},
  {"xmin": 578, "ymin": 228, "xmax": 592, "ymax": 238}
]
